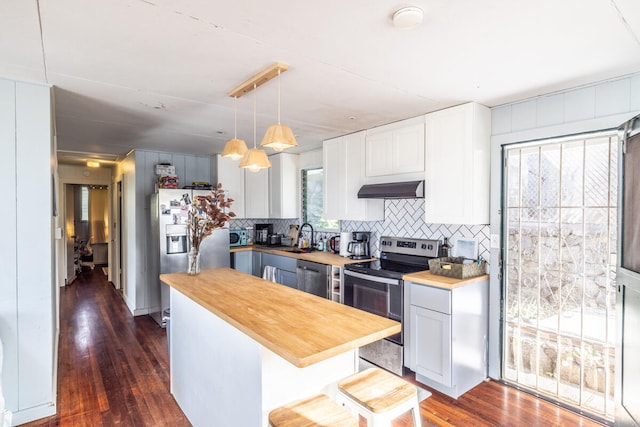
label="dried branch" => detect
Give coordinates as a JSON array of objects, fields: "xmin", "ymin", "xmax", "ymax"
[{"xmin": 187, "ymin": 183, "xmax": 235, "ymax": 252}]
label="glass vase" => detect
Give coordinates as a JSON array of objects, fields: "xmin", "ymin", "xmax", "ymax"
[{"xmin": 187, "ymin": 248, "xmax": 200, "ymax": 276}]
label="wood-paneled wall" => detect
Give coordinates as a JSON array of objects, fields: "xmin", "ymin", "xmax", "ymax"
[{"xmin": 0, "ymin": 78, "xmax": 56, "ymax": 424}]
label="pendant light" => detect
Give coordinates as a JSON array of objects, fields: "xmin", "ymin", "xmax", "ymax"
[
  {"xmin": 221, "ymin": 96, "xmax": 248, "ymax": 160},
  {"xmin": 261, "ymin": 68, "xmax": 297, "ymax": 152},
  {"xmin": 240, "ymin": 84, "xmax": 271, "ymax": 172}
]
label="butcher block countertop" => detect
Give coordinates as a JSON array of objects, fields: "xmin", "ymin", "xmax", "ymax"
[
  {"xmin": 402, "ymin": 270, "xmax": 489, "ymax": 290},
  {"xmin": 230, "ymin": 245, "xmax": 375, "ymax": 267},
  {"xmin": 160, "ymin": 268, "xmax": 400, "ymax": 368}
]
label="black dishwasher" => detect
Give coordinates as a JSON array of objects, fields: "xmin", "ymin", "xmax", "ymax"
[{"xmin": 296, "ymin": 260, "xmax": 331, "ymax": 299}]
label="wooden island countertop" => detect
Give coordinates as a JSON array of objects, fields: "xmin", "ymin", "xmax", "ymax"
[{"xmin": 160, "ymin": 268, "xmax": 400, "ymax": 368}]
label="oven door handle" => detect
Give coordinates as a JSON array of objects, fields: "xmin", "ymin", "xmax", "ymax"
[{"xmin": 343, "ymin": 269, "xmax": 400, "ymax": 285}]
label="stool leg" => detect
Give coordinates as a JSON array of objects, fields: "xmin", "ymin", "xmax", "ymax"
[
  {"xmin": 336, "ymin": 392, "xmax": 357, "ymax": 418},
  {"xmin": 369, "ymin": 414, "xmax": 387, "ymax": 427},
  {"xmin": 411, "ymin": 400, "xmax": 422, "ymax": 427}
]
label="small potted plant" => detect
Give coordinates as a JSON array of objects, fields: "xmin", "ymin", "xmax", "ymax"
[{"xmin": 187, "ymin": 183, "xmax": 235, "ymax": 275}]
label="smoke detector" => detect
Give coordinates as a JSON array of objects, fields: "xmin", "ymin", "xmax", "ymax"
[{"xmin": 392, "ymin": 6, "xmax": 424, "ymax": 29}]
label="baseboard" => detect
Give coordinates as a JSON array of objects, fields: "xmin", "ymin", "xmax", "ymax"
[{"xmin": 10, "ymin": 402, "xmax": 56, "ymax": 426}]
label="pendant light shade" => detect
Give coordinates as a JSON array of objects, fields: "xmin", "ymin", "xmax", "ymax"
[
  {"xmin": 221, "ymin": 97, "xmax": 248, "ymax": 160},
  {"xmin": 240, "ymin": 84, "xmax": 272, "ymax": 172},
  {"xmin": 261, "ymin": 123, "xmax": 296, "ymax": 152},
  {"xmin": 261, "ymin": 68, "xmax": 297, "ymax": 152},
  {"xmin": 221, "ymin": 138, "xmax": 248, "ymax": 160},
  {"xmin": 239, "ymin": 147, "xmax": 271, "ymax": 172}
]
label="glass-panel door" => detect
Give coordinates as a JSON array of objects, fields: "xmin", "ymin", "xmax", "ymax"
[
  {"xmin": 502, "ymin": 132, "xmax": 618, "ymax": 420},
  {"xmin": 617, "ymin": 114, "xmax": 640, "ymax": 426}
]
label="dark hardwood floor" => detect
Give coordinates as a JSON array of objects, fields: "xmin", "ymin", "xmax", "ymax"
[{"xmin": 20, "ymin": 268, "xmax": 605, "ymax": 426}]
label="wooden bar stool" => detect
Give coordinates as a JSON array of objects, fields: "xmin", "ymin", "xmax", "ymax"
[
  {"xmin": 269, "ymin": 393, "xmax": 358, "ymax": 427},
  {"xmin": 337, "ymin": 367, "xmax": 422, "ymax": 427}
]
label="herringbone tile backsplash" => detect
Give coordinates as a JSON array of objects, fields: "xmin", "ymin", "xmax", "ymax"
[
  {"xmin": 341, "ymin": 199, "xmax": 490, "ymax": 261},
  {"xmin": 231, "ymin": 199, "xmax": 490, "ymax": 262}
]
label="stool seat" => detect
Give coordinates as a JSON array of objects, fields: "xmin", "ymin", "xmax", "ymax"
[
  {"xmin": 269, "ymin": 393, "xmax": 358, "ymax": 427},
  {"xmin": 337, "ymin": 367, "xmax": 422, "ymax": 426}
]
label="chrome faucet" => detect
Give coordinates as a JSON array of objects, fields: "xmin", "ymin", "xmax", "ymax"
[{"xmin": 299, "ymin": 223, "xmax": 314, "ymax": 250}]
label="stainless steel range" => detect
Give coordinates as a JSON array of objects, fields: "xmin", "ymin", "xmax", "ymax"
[{"xmin": 344, "ymin": 236, "xmax": 439, "ymax": 375}]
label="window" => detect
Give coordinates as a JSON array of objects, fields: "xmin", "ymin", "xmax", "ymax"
[
  {"xmin": 80, "ymin": 186, "xmax": 89, "ymax": 221},
  {"xmin": 301, "ymin": 168, "xmax": 338, "ymax": 231}
]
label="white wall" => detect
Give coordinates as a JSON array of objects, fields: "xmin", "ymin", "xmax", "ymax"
[
  {"xmin": 0, "ymin": 78, "xmax": 56, "ymax": 424},
  {"xmin": 299, "ymin": 149, "xmax": 323, "ymax": 170},
  {"xmin": 487, "ymin": 72, "xmax": 640, "ymax": 378}
]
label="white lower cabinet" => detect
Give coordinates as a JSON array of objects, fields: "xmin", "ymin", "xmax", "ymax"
[
  {"xmin": 405, "ymin": 279, "xmax": 488, "ymax": 398},
  {"xmin": 409, "ymin": 305, "xmax": 452, "ymax": 386}
]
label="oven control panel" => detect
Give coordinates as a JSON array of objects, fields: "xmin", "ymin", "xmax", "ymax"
[{"xmin": 380, "ymin": 237, "xmax": 439, "ymax": 257}]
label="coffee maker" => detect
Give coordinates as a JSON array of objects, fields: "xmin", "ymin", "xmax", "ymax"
[
  {"xmin": 347, "ymin": 231, "xmax": 371, "ymax": 260},
  {"xmin": 254, "ymin": 223, "xmax": 273, "ymax": 245}
]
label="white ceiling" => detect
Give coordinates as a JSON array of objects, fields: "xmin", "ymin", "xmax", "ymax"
[{"xmin": 2, "ymin": 0, "xmax": 640, "ymax": 164}]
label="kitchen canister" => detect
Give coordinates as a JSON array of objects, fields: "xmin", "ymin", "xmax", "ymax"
[{"xmin": 339, "ymin": 231, "xmax": 351, "ymax": 257}]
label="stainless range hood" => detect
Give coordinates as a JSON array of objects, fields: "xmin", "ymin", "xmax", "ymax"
[{"xmin": 357, "ymin": 180, "xmax": 424, "ymax": 199}]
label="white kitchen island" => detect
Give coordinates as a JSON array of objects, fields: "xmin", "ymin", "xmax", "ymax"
[{"xmin": 161, "ymin": 268, "xmax": 400, "ymax": 427}]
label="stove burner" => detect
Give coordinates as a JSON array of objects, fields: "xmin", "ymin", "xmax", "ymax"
[{"xmin": 344, "ymin": 236, "xmax": 439, "ymax": 279}]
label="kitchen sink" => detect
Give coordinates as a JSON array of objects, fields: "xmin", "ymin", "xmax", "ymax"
[{"xmin": 277, "ymin": 247, "xmax": 314, "ymax": 254}]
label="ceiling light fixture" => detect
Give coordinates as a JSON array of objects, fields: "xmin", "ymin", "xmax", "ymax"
[
  {"xmin": 260, "ymin": 67, "xmax": 297, "ymax": 152},
  {"xmin": 392, "ymin": 6, "xmax": 423, "ymax": 29},
  {"xmin": 87, "ymin": 161, "xmax": 100, "ymax": 168},
  {"xmin": 240, "ymin": 84, "xmax": 271, "ymax": 172},
  {"xmin": 221, "ymin": 96, "xmax": 248, "ymax": 160}
]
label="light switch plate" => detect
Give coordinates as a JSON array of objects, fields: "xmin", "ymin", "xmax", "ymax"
[{"xmin": 490, "ymin": 234, "xmax": 501, "ymax": 249}]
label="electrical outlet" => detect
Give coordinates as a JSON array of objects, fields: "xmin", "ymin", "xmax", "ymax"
[{"xmin": 490, "ymin": 234, "xmax": 501, "ymax": 249}]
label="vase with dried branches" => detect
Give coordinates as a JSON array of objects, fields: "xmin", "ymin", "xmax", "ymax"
[{"xmin": 187, "ymin": 183, "xmax": 235, "ymax": 275}]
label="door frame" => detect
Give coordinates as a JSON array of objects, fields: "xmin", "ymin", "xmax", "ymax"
[
  {"xmin": 616, "ymin": 114, "xmax": 640, "ymax": 426},
  {"xmin": 56, "ymin": 172, "xmax": 112, "ymax": 287}
]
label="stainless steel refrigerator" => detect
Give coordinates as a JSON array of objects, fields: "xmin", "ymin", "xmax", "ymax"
[{"xmin": 149, "ymin": 188, "xmax": 230, "ymax": 326}]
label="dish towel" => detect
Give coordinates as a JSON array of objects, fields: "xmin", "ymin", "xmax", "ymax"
[
  {"xmin": 0, "ymin": 338, "xmax": 12, "ymax": 427},
  {"xmin": 262, "ymin": 265, "xmax": 277, "ymax": 282}
]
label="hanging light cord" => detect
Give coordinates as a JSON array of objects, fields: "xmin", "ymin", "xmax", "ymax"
[
  {"xmin": 233, "ymin": 96, "xmax": 238, "ymax": 139},
  {"xmin": 277, "ymin": 68, "xmax": 281, "ymax": 124},
  {"xmin": 253, "ymin": 83, "xmax": 257, "ymax": 148}
]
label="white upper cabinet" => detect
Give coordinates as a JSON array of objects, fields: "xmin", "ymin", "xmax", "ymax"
[
  {"xmin": 244, "ymin": 167, "xmax": 269, "ymax": 218},
  {"xmin": 269, "ymin": 152, "xmax": 299, "ymax": 219},
  {"xmin": 323, "ymin": 131, "xmax": 384, "ymax": 221},
  {"xmin": 424, "ymin": 102, "xmax": 491, "ymax": 225},
  {"xmin": 323, "ymin": 137, "xmax": 343, "ymax": 220},
  {"xmin": 216, "ymin": 154, "xmax": 245, "ymax": 218},
  {"xmin": 365, "ymin": 116, "xmax": 425, "ymax": 180}
]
